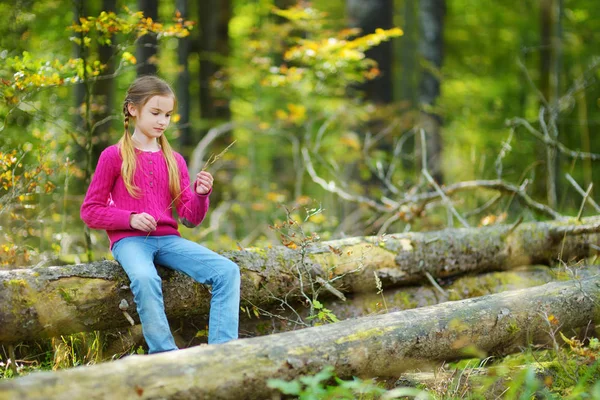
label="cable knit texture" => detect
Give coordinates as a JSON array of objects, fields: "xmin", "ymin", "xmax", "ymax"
[{"xmin": 81, "ymin": 144, "xmax": 210, "ymax": 249}]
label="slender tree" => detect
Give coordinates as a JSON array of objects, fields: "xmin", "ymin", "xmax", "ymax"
[
  {"xmin": 73, "ymin": 0, "xmax": 86, "ymax": 130},
  {"xmin": 92, "ymin": 0, "xmax": 117, "ymax": 165},
  {"xmin": 176, "ymin": 0, "xmax": 192, "ymax": 150},
  {"xmin": 418, "ymin": 0, "xmax": 445, "ymax": 184},
  {"xmin": 400, "ymin": 0, "xmax": 418, "ymax": 106},
  {"xmin": 346, "ymin": 0, "xmax": 394, "ymax": 104},
  {"xmin": 198, "ymin": 0, "xmax": 231, "ymax": 124},
  {"xmin": 136, "ymin": 0, "xmax": 159, "ymax": 76}
]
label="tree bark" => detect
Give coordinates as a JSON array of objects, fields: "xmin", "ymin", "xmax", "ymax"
[
  {"xmin": 136, "ymin": 0, "xmax": 159, "ymax": 77},
  {"xmin": 242, "ymin": 264, "xmax": 600, "ymax": 335},
  {"xmin": 347, "ymin": 0, "xmax": 394, "ymax": 104},
  {"xmin": 198, "ymin": 0, "xmax": 231, "ymax": 122},
  {"xmin": 176, "ymin": 0, "xmax": 192, "ymax": 151},
  {"xmin": 92, "ymin": 0, "xmax": 117, "ymax": 166},
  {"xmin": 2, "ymin": 276, "xmax": 599, "ymax": 400},
  {"xmin": 72, "ymin": 0, "xmax": 85, "ymax": 131},
  {"xmin": 418, "ymin": 0, "xmax": 445, "ymax": 183},
  {"xmin": 0, "ymin": 217, "xmax": 599, "ymax": 342}
]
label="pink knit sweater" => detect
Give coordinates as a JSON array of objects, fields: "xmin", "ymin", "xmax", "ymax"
[{"xmin": 80, "ymin": 144, "xmax": 210, "ymax": 249}]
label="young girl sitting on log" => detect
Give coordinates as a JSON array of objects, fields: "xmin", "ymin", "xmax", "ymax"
[{"xmin": 81, "ymin": 75, "xmax": 240, "ymax": 353}]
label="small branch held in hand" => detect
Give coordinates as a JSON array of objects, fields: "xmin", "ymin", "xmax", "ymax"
[
  {"xmin": 145, "ymin": 140, "xmax": 239, "ymax": 240},
  {"xmin": 202, "ymin": 140, "xmax": 237, "ymax": 172}
]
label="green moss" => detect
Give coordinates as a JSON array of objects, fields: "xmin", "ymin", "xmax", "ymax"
[
  {"xmin": 335, "ymin": 326, "xmax": 392, "ymax": 344},
  {"xmin": 393, "ymin": 291, "xmax": 418, "ymax": 309},
  {"xmin": 287, "ymin": 346, "xmax": 315, "ymax": 356},
  {"xmin": 4, "ymin": 279, "xmax": 27, "ymax": 288},
  {"xmin": 246, "ymin": 246, "xmax": 268, "ymax": 257},
  {"xmin": 506, "ymin": 321, "xmax": 520, "ymax": 335},
  {"xmin": 58, "ymin": 287, "xmax": 73, "ymax": 303}
]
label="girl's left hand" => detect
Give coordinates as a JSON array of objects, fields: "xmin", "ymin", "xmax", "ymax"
[{"xmin": 195, "ymin": 171, "xmax": 213, "ymax": 195}]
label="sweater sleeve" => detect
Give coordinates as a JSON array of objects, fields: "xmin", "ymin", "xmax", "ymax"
[
  {"xmin": 80, "ymin": 147, "xmax": 134, "ymax": 231},
  {"xmin": 174, "ymin": 153, "xmax": 210, "ymax": 228}
]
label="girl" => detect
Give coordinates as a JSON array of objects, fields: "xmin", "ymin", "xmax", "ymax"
[{"xmin": 81, "ymin": 75, "xmax": 240, "ymax": 353}]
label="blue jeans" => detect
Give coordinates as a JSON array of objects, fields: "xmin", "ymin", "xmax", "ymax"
[{"xmin": 112, "ymin": 235, "xmax": 240, "ymax": 353}]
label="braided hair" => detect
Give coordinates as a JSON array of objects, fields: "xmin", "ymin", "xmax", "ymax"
[{"xmin": 117, "ymin": 76, "xmax": 181, "ymax": 201}]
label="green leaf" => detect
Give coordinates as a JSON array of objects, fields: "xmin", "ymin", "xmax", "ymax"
[{"xmin": 267, "ymin": 378, "xmax": 302, "ymax": 395}]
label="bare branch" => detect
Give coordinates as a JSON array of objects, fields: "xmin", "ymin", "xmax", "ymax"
[
  {"xmin": 566, "ymin": 173, "xmax": 600, "ymax": 213},
  {"xmin": 507, "ymin": 117, "xmax": 600, "ymax": 161},
  {"xmin": 420, "ymin": 129, "xmax": 470, "ymax": 228}
]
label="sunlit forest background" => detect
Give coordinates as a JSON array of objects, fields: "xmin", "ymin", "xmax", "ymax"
[
  {"xmin": 1, "ymin": 0, "xmax": 599, "ymax": 266},
  {"xmin": 1, "ymin": 0, "xmax": 600, "ymax": 395}
]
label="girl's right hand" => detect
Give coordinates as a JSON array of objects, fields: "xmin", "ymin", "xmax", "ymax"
[{"xmin": 129, "ymin": 213, "xmax": 157, "ymax": 232}]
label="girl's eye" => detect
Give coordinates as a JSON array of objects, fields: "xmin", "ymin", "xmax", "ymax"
[
  {"xmin": 166, "ymin": 114, "xmax": 172, "ymax": 118},
  {"xmin": 151, "ymin": 112, "xmax": 159, "ymax": 116}
]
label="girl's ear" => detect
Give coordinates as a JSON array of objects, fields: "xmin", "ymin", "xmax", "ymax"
[{"xmin": 127, "ymin": 103, "xmax": 138, "ymax": 117}]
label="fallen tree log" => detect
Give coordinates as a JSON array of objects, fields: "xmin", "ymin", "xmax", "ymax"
[
  {"xmin": 1, "ymin": 276, "xmax": 599, "ymax": 400},
  {"xmin": 241, "ymin": 265, "xmax": 600, "ymax": 336},
  {"xmin": 1, "ymin": 217, "xmax": 598, "ymax": 342}
]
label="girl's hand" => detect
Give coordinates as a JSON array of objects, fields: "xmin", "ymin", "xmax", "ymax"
[
  {"xmin": 130, "ymin": 212, "xmax": 157, "ymax": 232},
  {"xmin": 195, "ymin": 171, "xmax": 213, "ymax": 195}
]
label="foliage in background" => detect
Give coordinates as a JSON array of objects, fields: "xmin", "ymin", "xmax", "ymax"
[{"xmin": 0, "ymin": 5, "xmax": 193, "ymax": 262}]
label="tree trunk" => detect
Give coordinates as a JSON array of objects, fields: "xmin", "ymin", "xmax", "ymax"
[
  {"xmin": 242, "ymin": 264, "xmax": 600, "ymax": 335},
  {"xmin": 0, "ymin": 218, "xmax": 599, "ymax": 342},
  {"xmin": 92, "ymin": 0, "xmax": 117, "ymax": 166},
  {"xmin": 540, "ymin": 0, "xmax": 552, "ymax": 103},
  {"xmin": 73, "ymin": 0, "xmax": 85, "ymax": 131},
  {"xmin": 2, "ymin": 277, "xmax": 599, "ymax": 400},
  {"xmin": 136, "ymin": 0, "xmax": 159, "ymax": 77},
  {"xmin": 399, "ymin": 0, "xmax": 418, "ymax": 107},
  {"xmin": 176, "ymin": 0, "xmax": 192, "ymax": 151},
  {"xmin": 198, "ymin": 0, "xmax": 231, "ymax": 122},
  {"xmin": 418, "ymin": 0, "xmax": 445, "ymax": 183},
  {"xmin": 347, "ymin": 0, "xmax": 394, "ymax": 104}
]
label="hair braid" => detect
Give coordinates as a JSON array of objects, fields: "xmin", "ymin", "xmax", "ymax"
[
  {"xmin": 118, "ymin": 75, "xmax": 178, "ymax": 200},
  {"xmin": 123, "ymin": 101, "xmax": 130, "ymax": 134}
]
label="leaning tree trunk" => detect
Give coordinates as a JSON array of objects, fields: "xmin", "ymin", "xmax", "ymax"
[
  {"xmin": 2, "ymin": 277, "xmax": 599, "ymax": 400},
  {"xmin": 0, "ymin": 217, "xmax": 599, "ymax": 342}
]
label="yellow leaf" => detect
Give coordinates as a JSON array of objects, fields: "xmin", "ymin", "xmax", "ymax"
[{"xmin": 339, "ymin": 133, "xmax": 361, "ymax": 150}]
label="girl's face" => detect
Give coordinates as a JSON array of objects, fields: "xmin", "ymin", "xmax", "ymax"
[{"xmin": 128, "ymin": 95, "xmax": 174, "ymax": 141}]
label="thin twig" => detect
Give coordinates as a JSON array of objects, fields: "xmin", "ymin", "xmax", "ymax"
[
  {"xmin": 566, "ymin": 173, "xmax": 600, "ymax": 213},
  {"xmin": 424, "ymin": 271, "xmax": 447, "ymax": 298},
  {"xmin": 507, "ymin": 117, "xmax": 600, "ymax": 160},
  {"xmin": 423, "ymin": 169, "xmax": 470, "ymax": 228},
  {"xmin": 315, "ymin": 277, "xmax": 346, "ymax": 301},
  {"xmin": 202, "ymin": 140, "xmax": 237, "ymax": 172},
  {"xmin": 506, "ymin": 216, "xmax": 524, "ymax": 237},
  {"xmin": 143, "ymin": 141, "xmax": 237, "ymax": 240},
  {"xmin": 576, "ymin": 184, "xmax": 593, "ymax": 222}
]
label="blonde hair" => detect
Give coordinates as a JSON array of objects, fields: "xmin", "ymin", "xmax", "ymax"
[{"xmin": 118, "ymin": 75, "xmax": 181, "ymax": 202}]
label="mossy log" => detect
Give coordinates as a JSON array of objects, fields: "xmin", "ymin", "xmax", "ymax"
[
  {"xmin": 1, "ymin": 217, "xmax": 599, "ymax": 342},
  {"xmin": 242, "ymin": 265, "xmax": 600, "ymax": 336},
  {"xmin": 1, "ymin": 277, "xmax": 599, "ymax": 400}
]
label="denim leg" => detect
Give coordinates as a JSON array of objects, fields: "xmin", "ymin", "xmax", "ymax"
[
  {"xmin": 154, "ymin": 236, "xmax": 240, "ymax": 344},
  {"xmin": 112, "ymin": 237, "xmax": 178, "ymax": 354}
]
